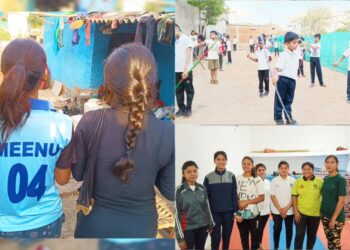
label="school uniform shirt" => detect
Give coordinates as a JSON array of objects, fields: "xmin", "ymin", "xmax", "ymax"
[
  {"xmin": 0, "ymin": 99, "xmax": 73, "ymax": 232},
  {"xmin": 236, "ymin": 175, "xmax": 265, "ymax": 219},
  {"xmin": 248, "ymin": 39, "xmax": 255, "ymax": 46},
  {"xmin": 175, "ymin": 182, "xmax": 215, "ymax": 242},
  {"xmin": 259, "ymin": 178, "xmax": 271, "ymax": 216},
  {"xmin": 297, "ymin": 46, "xmax": 304, "ymax": 60},
  {"xmin": 309, "ymin": 43, "xmax": 321, "ymax": 57},
  {"xmin": 226, "ymin": 40, "xmax": 232, "ymax": 51},
  {"xmin": 205, "ymin": 39, "xmax": 220, "ymax": 60},
  {"xmin": 275, "ymin": 48, "xmax": 299, "ymax": 80},
  {"xmin": 274, "ymin": 41, "xmax": 279, "ymax": 49},
  {"xmin": 321, "ymin": 174, "xmax": 347, "ymax": 222},
  {"xmin": 343, "ymin": 48, "xmax": 350, "ymax": 71},
  {"xmin": 175, "ymin": 33, "xmax": 194, "ymax": 73},
  {"xmin": 291, "ymin": 176, "xmax": 323, "ymax": 217},
  {"xmin": 233, "ymin": 38, "xmax": 238, "ymax": 45},
  {"xmin": 270, "ymin": 176, "xmax": 295, "ymax": 215},
  {"xmin": 256, "ymin": 48, "xmax": 271, "ymax": 70}
]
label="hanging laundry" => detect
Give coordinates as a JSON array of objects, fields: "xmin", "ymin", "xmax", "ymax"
[
  {"xmin": 135, "ymin": 16, "xmax": 156, "ymax": 50},
  {"xmin": 85, "ymin": 19, "xmax": 91, "ymax": 46},
  {"xmin": 157, "ymin": 17, "xmax": 174, "ymax": 45},
  {"xmin": 55, "ymin": 17, "xmax": 64, "ymax": 50},
  {"xmin": 72, "ymin": 29, "xmax": 80, "ymax": 45}
]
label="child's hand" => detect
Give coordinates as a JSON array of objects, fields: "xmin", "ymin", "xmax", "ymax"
[
  {"xmin": 272, "ymin": 75, "xmax": 278, "ymax": 85},
  {"xmin": 246, "ymin": 53, "xmax": 250, "ymax": 58},
  {"xmin": 178, "ymin": 241, "xmax": 187, "ymax": 250},
  {"xmin": 235, "ymin": 215, "xmax": 243, "ymax": 223},
  {"xmin": 333, "ymin": 62, "xmax": 339, "ymax": 68}
]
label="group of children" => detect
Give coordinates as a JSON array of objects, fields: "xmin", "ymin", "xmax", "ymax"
[{"xmin": 176, "ymin": 153, "xmax": 347, "ymax": 250}]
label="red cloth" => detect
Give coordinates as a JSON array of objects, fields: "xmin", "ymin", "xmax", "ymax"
[{"xmin": 85, "ymin": 20, "xmax": 91, "ymax": 46}]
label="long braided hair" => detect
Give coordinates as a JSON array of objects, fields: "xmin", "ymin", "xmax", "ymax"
[{"xmin": 104, "ymin": 43, "xmax": 158, "ymax": 182}]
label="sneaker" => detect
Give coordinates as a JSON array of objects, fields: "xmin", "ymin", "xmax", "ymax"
[
  {"xmin": 310, "ymin": 83, "xmax": 315, "ymax": 87},
  {"xmin": 275, "ymin": 120, "xmax": 284, "ymax": 125},
  {"xmin": 175, "ymin": 110, "xmax": 186, "ymax": 117},
  {"xmin": 264, "ymin": 91, "xmax": 269, "ymax": 96},
  {"xmin": 210, "ymin": 80, "xmax": 215, "ymax": 84},
  {"xmin": 259, "ymin": 92, "xmax": 264, "ymax": 97},
  {"xmin": 286, "ymin": 119, "xmax": 298, "ymax": 125},
  {"xmin": 302, "ymin": 75, "xmax": 306, "ymax": 77},
  {"xmin": 214, "ymin": 80, "xmax": 219, "ymax": 84},
  {"xmin": 320, "ymin": 84, "xmax": 327, "ymax": 87},
  {"xmin": 184, "ymin": 109, "xmax": 192, "ymax": 117}
]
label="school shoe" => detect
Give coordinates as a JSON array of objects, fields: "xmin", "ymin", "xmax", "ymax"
[
  {"xmin": 175, "ymin": 110, "xmax": 186, "ymax": 117},
  {"xmin": 184, "ymin": 109, "xmax": 192, "ymax": 117},
  {"xmin": 259, "ymin": 92, "xmax": 264, "ymax": 97},
  {"xmin": 210, "ymin": 80, "xmax": 215, "ymax": 84},
  {"xmin": 309, "ymin": 83, "xmax": 315, "ymax": 87},
  {"xmin": 320, "ymin": 84, "xmax": 327, "ymax": 87},
  {"xmin": 286, "ymin": 119, "xmax": 298, "ymax": 125},
  {"xmin": 214, "ymin": 80, "xmax": 219, "ymax": 84},
  {"xmin": 264, "ymin": 91, "xmax": 269, "ymax": 96},
  {"xmin": 275, "ymin": 120, "xmax": 284, "ymax": 125}
]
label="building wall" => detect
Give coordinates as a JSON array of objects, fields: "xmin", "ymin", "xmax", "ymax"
[
  {"xmin": 175, "ymin": 0, "xmax": 200, "ymax": 34},
  {"xmin": 228, "ymin": 24, "xmax": 284, "ymax": 44}
]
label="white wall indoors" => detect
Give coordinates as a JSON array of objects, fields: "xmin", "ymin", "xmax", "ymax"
[{"xmin": 176, "ymin": 125, "xmax": 350, "ymax": 185}]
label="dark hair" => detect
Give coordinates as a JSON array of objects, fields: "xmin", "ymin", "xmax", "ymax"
[
  {"xmin": 300, "ymin": 37, "xmax": 305, "ymax": 41},
  {"xmin": 175, "ymin": 24, "xmax": 181, "ymax": 31},
  {"xmin": 314, "ymin": 34, "xmax": 321, "ymax": 39},
  {"xmin": 0, "ymin": 39, "xmax": 47, "ymax": 145},
  {"xmin": 104, "ymin": 43, "xmax": 158, "ymax": 182},
  {"xmin": 325, "ymin": 155, "xmax": 339, "ymax": 172},
  {"xmin": 254, "ymin": 163, "xmax": 266, "ymax": 176},
  {"xmin": 226, "ymin": 35, "xmax": 230, "ymax": 39},
  {"xmin": 302, "ymin": 162, "xmax": 314, "ymax": 170},
  {"xmin": 284, "ymin": 31, "xmax": 299, "ymax": 43},
  {"xmin": 210, "ymin": 30, "xmax": 218, "ymax": 35},
  {"xmin": 182, "ymin": 161, "xmax": 198, "ymax": 183},
  {"xmin": 242, "ymin": 156, "xmax": 255, "ymax": 177},
  {"xmin": 278, "ymin": 160, "xmax": 289, "ymax": 169},
  {"xmin": 214, "ymin": 151, "xmax": 227, "ymax": 161}
]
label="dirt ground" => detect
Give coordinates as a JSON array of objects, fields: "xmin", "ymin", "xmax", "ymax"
[{"xmin": 176, "ymin": 45, "xmax": 350, "ymax": 125}]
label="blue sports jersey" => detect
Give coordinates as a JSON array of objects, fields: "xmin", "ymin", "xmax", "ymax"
[{"xmin": 0, "ymin": 99, "xmax": 73, "ymax": 232}]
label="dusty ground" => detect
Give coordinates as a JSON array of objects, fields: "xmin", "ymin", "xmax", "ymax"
[{"xmin": 176, "ymin": 45, "xmax": 350, "ymax": 125}]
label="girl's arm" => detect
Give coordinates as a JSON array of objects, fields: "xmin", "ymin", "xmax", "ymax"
[
  {"xmin": 175, "ymin": 189, "xmax": 186, "ymax": 249},
  {"xmin": 55, "ymin": 168, "xmax": 71, "ymax": 185},
  {"xmin": 271, "ymin": 195, "xmax": 282, "ymax": 213},
  {"xmin": 292, "ymin": 195, "xmax": 301, "ymax": 223},
  {"xmin": 242, "ymin": 194, "xmax": 264, "ymax": 206},
  {"xmin": 247, "ymin": 54, "xmax": 258, "ymax": 62},
  {"xmin": 203, "ymin": 188, "xmax": 215, "ymax": 229},
  {"xmin": 331, "ymin": 196, "xmax": 345, "ymax": 222}
]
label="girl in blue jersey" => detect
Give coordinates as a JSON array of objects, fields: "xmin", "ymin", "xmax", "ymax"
[{"xmin": 0, "ymin": 39, "xmax": 73, "ymax": 238}]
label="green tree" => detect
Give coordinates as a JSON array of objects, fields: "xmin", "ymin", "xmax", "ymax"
[
  {"xmin": 188, "ymin": 0, "xmax": 226, "ymax": 26},
  {"xmin": 27, "ymin": 14, "xmax": 44, "ymax": 29},
  {"xmin": 298, "ymin": 8, "xmax": 332, "ymax": 35},
  {"xmin": 0, "ymin": 28, "xmax": 11, "ymax": 41}
]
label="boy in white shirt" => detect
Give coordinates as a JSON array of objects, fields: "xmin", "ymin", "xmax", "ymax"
[
  {"xmin": 226, "ymin": 35, "xmax": 232, "ymax": 64},
  {"xmin": 247, "ymin": 39, "xmax": 272, "ymax": 97},
  {"xmin": 272, "ymin": 32, "xmax": 300, "ymax": 125},
  {"xmin": 199, "ymin": 30, "xmax": 220, "ymax": 84},
  {"xmin": 274, "ymin": 39, "xmax": 280, "ymax": 56},
  {"xmin": 309, "ymin": 34, "xmax": 325, "ymax": 87},
  {"xmin": 175, "ymin": 24, "xmax": 195, "ymax": 117},
  {"xmin": 270, "ymin": 161, "xmax": 295, "ymax": 250},
  {"xmin": 249, "ymin": 36, "xmax": 255, "ymax": 54},
  {"xmin": 297, "ymin": 39, "xmax": 305, "ymax": 77},
  {"xmin": 334, "ymin": 41, "xmax": 350, "ymax": 103},
  {"xmin": 233, "ymin": 35, "xmax": 238, "ymax": 52}
]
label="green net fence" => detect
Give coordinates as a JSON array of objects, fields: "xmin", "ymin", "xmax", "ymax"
[{"xmin": 270, "ymin": 32, "xmax": 350, "ymax": 74}]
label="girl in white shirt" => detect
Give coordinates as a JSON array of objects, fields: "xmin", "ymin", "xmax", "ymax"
[
  {"xmin": 236, "ymin": 156, "xmax": 265, "ymax": 250},
  {"xmin": 255, "ymin": 163, "xmax": 271, "ymax": 250}
]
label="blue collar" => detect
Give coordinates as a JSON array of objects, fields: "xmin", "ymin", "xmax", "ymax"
[{"xmin": 30, "ymin": 98, "xmax": 56, "ymax": 111}]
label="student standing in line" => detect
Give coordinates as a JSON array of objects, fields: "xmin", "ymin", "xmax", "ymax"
[
  {"xmin": 249, "ymin": 36, "xmax": 255, "ymax": 54},
  {"xmin": 272, "ymin": 32, "xmax": 300, "ymax": 125},
  {"xmin": 334, "ymin": 41, "xmax": 350, "ymax": 103},
  {"xmin": 175, "ymin": 161, "xmax": 215, "ymax": 250},
  {"xmin": 297, "ymin": 39, "xmax": 305, "ymax": 78},
  {"xmin": 254, "ymin": 163, "xmax": 271, "ymax": 250},
  {"xmin": 321, "ymin": 155, "xmax": 347, "ymax": 250},
  {"xmin": 236, "ymin": 156, "xmax": 265, "ymax": 250},
  {"xmin": 203, "ymin": 151, "xmax": 238, "ymax": 250},
  {"xmin": 0, "ymin": 39, "xmax": 73, "ymax": 238},
  {"xmin": 226, "ymin": 35, "xmax": 232, "ymax": 64},
  {"xmin": 175, "ymin": 24, "xmax": 195, "ymax": 118},
  {"xmin": 309, "ymin": 34, "xmax": 325, "ymax": 87},
  {"xmin": 292, "ymin": 162, "xmax": 323, "ymax": 250},
  {"xmin": 233, "ymin": 35, "xmax": 238, "ymax": 52},
  {"xmin": 218, "ymin": 38, "xmax": 225, "ymax": 71},
  {"xmin": 270, "ymin": 161, "xmax": 295, "ymax": 250},
  {"xmin": 247, "ymin": 39, "xmax": 272, "ymax": 97},
  {"xmin": 273, "ymin": 38, "xmax": 280, "ymax": 56}
]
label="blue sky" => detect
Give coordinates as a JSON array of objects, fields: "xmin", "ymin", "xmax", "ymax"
[{"xmin": 226, "ymin": 1, "xmax": 350, "ymax": 29}]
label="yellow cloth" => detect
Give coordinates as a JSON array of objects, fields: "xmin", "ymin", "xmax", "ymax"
[{"xmin": 292, "ymin": 177, "xmax": 323, "ymax": 216}]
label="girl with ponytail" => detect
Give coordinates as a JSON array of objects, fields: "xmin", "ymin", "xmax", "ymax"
[
  {"xmin": 72, "ymin": 43, "xmax": 174, "ymax": 238},
  {"xmin": 0, "ymin": 39, "xmax": 73, "ymax": 238}
]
